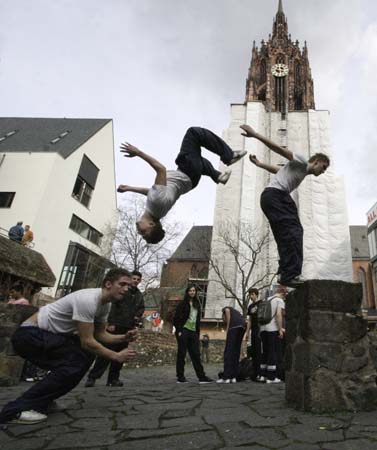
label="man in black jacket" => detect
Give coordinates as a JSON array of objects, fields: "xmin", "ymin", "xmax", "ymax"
[{"xmin": 85, "ymin": 271, "xmax": 144, "ymax": 387}]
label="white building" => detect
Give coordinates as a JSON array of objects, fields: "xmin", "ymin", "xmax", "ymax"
[
  {"xmin": 0, "ymin": 117, "xmax": 117, "ymax": 296},
  {"xmin": 206, "ymin": 1, "xmax": 353, "ymax": 318}
]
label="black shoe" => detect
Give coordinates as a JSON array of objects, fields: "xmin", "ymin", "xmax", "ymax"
[
  {"xmin": 285, "ymin": 276, "xmax": 306, "ymax": 288},
  {"xmin": 198, "ymin": 376, "xmax": 213, "ymax": 384},
  {"xmin": 176, "ymin": 377, "xmax": 188, "ymax": 384},
  {"xmin": 85, "ymin": 378, "xmax": 96, "ymax": 388},
  {"xmin": 106, "ymin": 380, "xmax": 124, "ymax": 387}
]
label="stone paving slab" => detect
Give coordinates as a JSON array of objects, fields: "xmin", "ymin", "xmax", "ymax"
[{"xmin": 0, "ymin": 364, "xmax": 376, "ymax": 449}]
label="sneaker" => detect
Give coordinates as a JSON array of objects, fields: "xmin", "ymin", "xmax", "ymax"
[
  {"xmin": 85, "ymin": 378, "xmax": 96, "ymax": 388},
  {"xmin": 266, "ymin": 378, "xmax": 282, "ymax": 384},
  {"xmin": 231, "ymin": 378, "xmax": 237, "ymax": 383},
  {"xmin": 176, "ymin": 377, "xmax": 188, "ymax": 384},
  {"xmin": 13, "ymin": 410, "xmax": 47, "ymax": 424},
  {"xmin": 216, "ymin": 378, "xmax": 225, "ymax": 383},
  {"xmin": 228, "ymin": 150, "xmax": 247, "ymax": 166},
  {"xmin": 285, "ymin": 276, "xmax": 306, "ymax": 288},
  {"xmin": 25, "ymin": 377, "xmax": 36, "ymax": 382},
  {"xmin": 257, "ymin": 376, "xmax": 266, "ymax": 383},
  {"xmin": 198, "ymin": 376, "xmax": 213, "ymax": 384},
  {"xmin": 217, "ymin": 171, "xmax": 232, "ymax": 185},
  {"xmin": 106, "ymin": 380, "xmax": 124, "ymax": 387}
]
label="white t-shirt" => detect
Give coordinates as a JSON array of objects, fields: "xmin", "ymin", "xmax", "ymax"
[
  {"xmin": 37, "ymin": 288, "xmax": 111, "ymax": 334},
  {"xmin": 260, "ymin": 296, "xmax": 285, "ymax": 333},
  {"xmin": 268, "ymin": 153, "xmax": 308, "ymax": 193},
  {"xmin": 145, "ymin": 170, "xmax": 192, "ymax": 219}
]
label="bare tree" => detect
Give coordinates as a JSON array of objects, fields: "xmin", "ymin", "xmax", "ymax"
[
  {"xmin": 101, "ymin": 195, "xmax": 183, "ymax": 290},
  {"xmin": 207, "ymin": 221, "xmax": 276, "ymax": 316}
]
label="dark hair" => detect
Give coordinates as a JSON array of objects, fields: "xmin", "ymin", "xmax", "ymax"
[
  {"xmin": 248, "ymin": 287, "xmax": 259, "ymax": 296},
  {"xmin": 308, "ymin": 153, "xmax": 330, "ymax": 165},
  {"xmin": 10, "ymin": 282, "xmax": 24, "ymax": 294},
  {"xmin": 101, "ymin": 268, "xmax": 131, "ymax": 287},
  {"xmin": 184, "ymin": 284, "xmax": 200, "ymax": 309},
  {"xmin": 132, "ymin": 270, "xmax": 142, "ymax": 278},
  {"xmin": 144, "ymin": 220, "xmax": 165, "ymax": 244}
]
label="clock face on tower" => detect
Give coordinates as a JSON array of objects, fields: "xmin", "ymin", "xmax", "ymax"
[{"xmin": 271, "ymin": 63, "xmax": 289, "ymax": 77}]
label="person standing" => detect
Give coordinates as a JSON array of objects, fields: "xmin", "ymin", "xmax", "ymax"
[
  {"xmin": 85, "ymin": 270, "xmax": 144, "ymax": 387},
  {"xmin": 0, "ymin": 268, "xmax": 137, "ymax": 425},
  {"xmin": 200, "ymin": 334, "xmax": 210, "ymax": 363},
  {"xmin": 217, "ymin": 307, "xmax": 246, "ymax": 384},
  {"xmin": 245, "ymin": 288, "xmax": 262, "ymax": 381},
  {"xmin": 173, "ymin": 285, "xmax": 213, "ymax": 384},
  {"xmin": 8, "ymin": 221, "xmax": 24, "ymax": 243}
]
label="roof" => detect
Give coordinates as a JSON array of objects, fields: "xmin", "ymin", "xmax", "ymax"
[
  {"xmin": 0, "ymin": 235, "xmax": 56, "ymax": 287},
  {"xmin": 169, "ymin": 226, "xmax": 212, "ymax": 261},
  {"xmin": 349, "ymin": 225, "xmax": 370, "ymax": 259},
  {"xmin": 0, "ymin": 118, "xmax": 111, "ymax": 159}
]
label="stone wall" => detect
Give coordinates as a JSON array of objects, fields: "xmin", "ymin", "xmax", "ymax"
[{"xmin": 285, "ymin": 280, "xmax": 377, "ymax": 412}]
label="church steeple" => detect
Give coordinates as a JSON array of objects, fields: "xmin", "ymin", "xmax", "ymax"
[{"xmin": 245, "ymin": 0, "xmax": 315, "ymax": 112}]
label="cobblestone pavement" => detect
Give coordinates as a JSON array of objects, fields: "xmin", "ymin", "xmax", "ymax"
[{"xmin": 0, "ymin": 364, "xmax": 376, "ymax": 450}]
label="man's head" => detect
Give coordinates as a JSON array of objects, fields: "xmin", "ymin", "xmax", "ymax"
[
  {"xmin": 308, "ymin": 153, "xmax": 330, "ymax": 177},
  {"xmin": 102, "ymin": 268, "xmax": 131, "ymax": 301},
  {"xmin": 248, "ymin": 287, "xmax": 259, "ymax": 302},
  {"xmin": 17, "ymin": 221, "xmax": 23, "ymax": 226},
  {"xmin": 25, "ymin": 225, "xmax": 30, "ymax": 231},
  {"xmin": 9, "ymin": 282, "xmax": 24, "ymax": 300},
  {"xmin": 137, "ymin": 217, "xmax": 165, "ymax": 244},
  {"xmin": 275, "ymin": 284, "xmax": 288, "ymax": 298},
  {"xmin": 131, "ymin": 270, "xmax": 142, "ymax": 288}
]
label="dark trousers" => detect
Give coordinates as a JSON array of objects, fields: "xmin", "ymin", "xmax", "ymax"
[
  {"xmin": 176, "ymin": 329, "xmax": 205, "ymax": 379},
  {"xmin": 223, "ymin": 327, "xmax": 245, "ymax": 379},
  {"xmin": 0, "ymin": 326, "xmax": 94, "ymax": 423},
  {"xmin": 251, "ymin": 328, "xmax": 262, "ymax": 378},
  {"xmin": 276, "ymin": 336, "xmax": 286, "ymax": 381},
  {"xmin": 175, "ymin": 127, "xmax": 234, "ymax": 188},
  {"xmin": 260, "ymin": 187, "xmax": 303, "ymax": 284},
  {"xmin": 260, "ymin": 330, "xmax": 278, "ymax": 380},
  {"xmin": 87, "ymin": 325, "xmax": 129, "ymax": 383},
  {"xmin": 201, "ymin": 347, "xmax": 210, "ymax": 363}
]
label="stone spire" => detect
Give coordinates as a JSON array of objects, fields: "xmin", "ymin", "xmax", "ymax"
[{"xmin": 278, "ymin": 0, "xmax": 284, "ymax": 14}]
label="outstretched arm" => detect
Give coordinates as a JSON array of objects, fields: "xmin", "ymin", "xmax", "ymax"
[
  {"xmin": 117, "ymin": 185, "xmax": 149, "ymax": 196},
  {"xmin": 249, "ymin": 154, "xmax": 280, "ymax": 174},
  {"xmin": 120, "ymin": 142, "xmax": 167, "ymax": 186},
  {"xmin": 240, "ymin": 124, "xmax": 293, "ymax": 161}
]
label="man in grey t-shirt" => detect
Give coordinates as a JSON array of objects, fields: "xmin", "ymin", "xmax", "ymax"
[
  {"xmin": 0, "ymin": 268, "xmax": 138, "ymax": 426},
  {"xmin": 241, "ymin": 124, "xmax": 330, "ymax": 287},
  {"xmin": 117, "ymin": 126, "xmax": 247, "ymax": 244}
]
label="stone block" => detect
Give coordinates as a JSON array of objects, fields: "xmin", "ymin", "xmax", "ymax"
[{"xmin": 0, "ymin": 355, "xmax": 24, "ymax": 386}]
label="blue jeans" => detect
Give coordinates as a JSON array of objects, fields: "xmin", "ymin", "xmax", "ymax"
[
  {"xmin": 0, "ymin": 326, "xmax": 94, "ymax": 423},
  {"xmin": 175, "ymin": 127, "xmax": 234, "ymax": 188}
]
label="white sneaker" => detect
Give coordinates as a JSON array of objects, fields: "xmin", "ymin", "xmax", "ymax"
[
  {"xmin": 266, "ymin": 378, "xmax": 282, "ymax": 384},
  {"xmin": 217, "ymin": 171, "xmax": 232, "ymax": 185},
  {"xmin": 257, "ymin": 376, "xmax": 266, "ymax": 383},
  {"xmin": 216, "ymin": 378, "xmax": 225, "ymax": 383},
  {"xmin": 13, "ymin": 410, "xmax": 47, "ymax": 424},
  {"xmin": 229, "ymin": 150, "xmax": 247, "ymax": 165},
  {"xmin": 231, "ymin": 378, "xmax": 237, "ymax": 383}
]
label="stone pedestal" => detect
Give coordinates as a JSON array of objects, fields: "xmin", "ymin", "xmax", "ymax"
[
  {"xmin": 285, "ymin": 280, "xmax": 377, "ymax": 412},
  {"xmin": 0, "ymin": 303, "xmax": 37, "ymax": 386}
]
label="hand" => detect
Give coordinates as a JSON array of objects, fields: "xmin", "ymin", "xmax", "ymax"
[
  {"xmin": 178, "ymin": 332, "xmax": 182, "ymax": 337},
  {"xmin": 240, "ymin": 124, "xmax": 257, "ymax": 138},
  {"xmin": 117, "ymin": 184, "xmax": 130, "ymax": 193},
  {"xmin": 249, "ymin": 154, "xmax": 260, "ymax": 166},
  {"xmin": 279, "ymin": 328, "xmax": 285, "ymax": 339},
  {"xmin": 107, "ymin": 325, "xmax": 115, "ymax": 332},
  {"xmin": 120, "ymin": 142, "xmax": 141, "ymax": 158},
  {"xmin": 116, "ymin": 348, "xmax": 137, "ymax": 363},
  {"xmin": 124, "ymin": 329, "xmax": 138, "ymax": 342}
]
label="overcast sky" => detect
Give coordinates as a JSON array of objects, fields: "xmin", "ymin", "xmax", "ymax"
[{"xmin": 1, "ymin": 0, "xmax": 376, "ymax": 234}]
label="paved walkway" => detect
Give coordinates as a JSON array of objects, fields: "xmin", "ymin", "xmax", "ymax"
[{"xmin": 0, "ymin": 364, "xmax": 376, "ymax": 450}]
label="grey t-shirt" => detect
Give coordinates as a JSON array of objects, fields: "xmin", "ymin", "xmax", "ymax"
[
  {"xmin": 145, "ymin": 170, "xmax": 192, "ymax": 219},
  {"xmin": 268, "ymin": 153, "xmax": 308, "ymax": 193},
  {"xmin": 37, "ymin": 288, "xmax": 111, "ymax": 334}
]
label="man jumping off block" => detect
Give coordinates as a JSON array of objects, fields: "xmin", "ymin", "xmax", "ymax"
[
  {"xmin": 240, "ymin": 124, "xmax": 330, "ymax": 287},
  {"xmin": 117, "ymin": 127, "xmax": 247, "ymax": 244}
]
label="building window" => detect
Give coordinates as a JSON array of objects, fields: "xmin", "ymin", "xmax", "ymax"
[
  {"xmin": 69, "ymin": 214, "xmax": 103, "ymax": 246},
  {"xmin": 357, "ymin": 268, "xmax": 367, "ymax": 307},
  {"xmin": 72, "ymin": 155, "xmax": 99, "ymax": 208},
  {"xmin": 0, "ymin": 192, "xmax": 15, "ymax": 208}
]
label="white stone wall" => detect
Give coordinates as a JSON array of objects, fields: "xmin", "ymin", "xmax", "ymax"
[
  {"xmin": 206, "ymin": 103, "xmax": 352, "ymax": 319},
  {"xmin": 0, "ymin": 121, "xmax": 117, "ymax": 293}
]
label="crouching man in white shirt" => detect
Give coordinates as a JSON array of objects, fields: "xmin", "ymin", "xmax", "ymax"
[{"xmin": 0, "ymin": 268, "xmax": 137, "ymax": 425}]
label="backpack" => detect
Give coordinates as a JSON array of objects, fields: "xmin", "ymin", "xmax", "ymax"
[
  {"xmin": 257, "ymin": 296, "xmax": 277, "ymax": 326},
  {"xmin": 237, "ymin": 357, "xmax": 256, "ymax": 381}
]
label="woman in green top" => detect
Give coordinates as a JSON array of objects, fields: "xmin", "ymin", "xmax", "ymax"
[{"xmin": 173, "ymin": 285, "xmax": 213, "ymax": 384}]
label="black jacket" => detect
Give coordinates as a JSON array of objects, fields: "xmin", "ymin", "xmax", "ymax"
[
  {"xmin": 107, "ymin": 287, "xmax": 145, "ymax": 328},
  {"xmin": 173, "ymin": 299, "xmax": 201, "ymax": 334}
]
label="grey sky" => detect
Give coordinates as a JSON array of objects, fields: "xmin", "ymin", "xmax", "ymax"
[{"xmin": 1, "ymin": 0, "xmax": 376, "ymax": 232}]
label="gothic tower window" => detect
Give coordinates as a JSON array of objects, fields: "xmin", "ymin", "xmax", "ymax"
[
  {"xmin": 276, "ymin": 54, "xmax": 285, "ymax": 64},
  {"xmin": 258, "ymin": 59, "xmax": 267, "ymax": 101},
  {"xmin": 294, "ymin": 61, "xmax": 303, "ymax": 110}
]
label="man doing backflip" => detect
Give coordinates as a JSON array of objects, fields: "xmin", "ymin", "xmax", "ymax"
[
  {"xmin": 240, "ymin": 124, "xmax": 330, "ymax": 287},
  {"xmin": 117, "ymin": 127, "xmax": 247, "ymax": 244}
]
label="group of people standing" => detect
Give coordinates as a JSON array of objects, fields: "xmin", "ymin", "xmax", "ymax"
[{"xmin": 8, "ymin": 221, "xmax": 34, "ymax": 246}]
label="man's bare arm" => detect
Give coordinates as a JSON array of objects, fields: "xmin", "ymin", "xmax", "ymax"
[
  {"xmin": 94, "ymin": 323, "xmax": 137, "ymax": 345},
  {"xmin": 276, "ymin": 307, "xmax": 285, "ymax": 339},
  {"xmin": 240, "ymin": 124, "xmax": 293, "ymax": 161},
  {"xmin": 120, "ymin": 142, "xmax": 167, "ymax": 186},
  {"xmin": 77, "ymin": 322, "xmax": 137, "ymax": 363},
  {"xmin": 117, "ymin": 185, "xmax": 149, "ymax": 196},
  {"xmin": 249, "ymin": 154, "xmax": 280, "ymax": 174}
]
